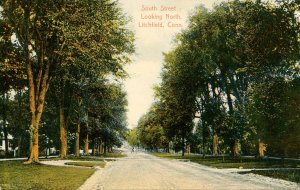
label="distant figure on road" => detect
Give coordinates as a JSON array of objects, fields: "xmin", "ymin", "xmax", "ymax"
[{"xmin": 131, "ymin": 147, "xmax": 135, "ymax": 153}]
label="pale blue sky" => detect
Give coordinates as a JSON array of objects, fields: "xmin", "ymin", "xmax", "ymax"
[{"xmin": 119, "ymin": 0, "xmax": 224, "ymax": 128}]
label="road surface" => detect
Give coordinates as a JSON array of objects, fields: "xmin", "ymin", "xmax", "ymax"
[{"xmin": 79, "ymin": 151, "xmax": 299, "ymax": 190}]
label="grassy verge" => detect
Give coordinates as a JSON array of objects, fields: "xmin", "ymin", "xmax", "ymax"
[
  {"xmin": 0, "ymin": 161, "xmax": 94, "ymax": 190},
  {"xmin": 247, "ymin": 169, "xmax": 300, "ymax": 183},
  {"xmin": 151, "ymin": 153, "xmax": 300, "ymax": 169},
  {"xmin": 65, "ymin": 161, "xmax": 106, "ymax": 168},
  {"xmin": 101, "ymin": 152, "xmax": 126, "ymax": 158},
  {"xmin": 152, "ymin": 153, "xmax": 300, "ymax": 183},
  {"xmin": 40, "ymin": 153, "xmax": 125, "ymax": 161},
  {"xmin": 64, "ymin": 157, "xmax": 112, "ymax": 162}
]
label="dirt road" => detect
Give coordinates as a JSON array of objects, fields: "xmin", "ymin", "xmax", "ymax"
[{"xmin": 83, "ymin": 151, "xmax": 300, "ymax": 190}]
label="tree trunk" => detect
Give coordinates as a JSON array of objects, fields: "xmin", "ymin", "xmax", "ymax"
[
  {"xmin": 27, "ymin": 122, "xmax": 39, "ymax": 163},
  {"xmin": 3, "ymin": 118, "xmax": 8, "ymax": 157},
  {"xmin": 92, "ymin": 140, "xmax": 96, "ymax": 156},
  {"xmin": 16, "ymin": 90, "xmax": 26, "ymax": 157},
  {"xmin": 98, "ymin": 141, "xmax": 101, "ymax": 155},
  {"xmin": 26, "ymin": 63, "xmax": 40, "ymax": 164},
  {"xmin": 225, "ymin": 80, "xmax": 233, "ymax": 114},
  {"xmin": 202, "ymin": 124, "xmax": 206, "ymax": 157},
  {"xmin": 104, "ymin": 140, "xmax": 107, "ymax": 155},
  {"xmin": 99, "ymin": 142, "xmax": 103, "ymax": 154},
  {"xmin": 231, "ymin": 140, "xmax": 240, "ymax": 157},
  {"xmin": 222, "ymin": 71, "xmax": 241, "ymax": 158},
  {"xmin": 84, "ymin": 134, "xmax": 89, "ymax": 155},
  {"xmin": 181, "ymin": 137, "xmax": 185, "ymax": 157},
  {"xmin": 75, "ymin": 122, "xmax": 80, "ymax": 157},
  {"xmin": 13, "ymin": 5, "xmax": 51, "ymax": 164},
  {"xmin": 17, "ymin": 136, "xmax": 22, "ymax": 158},
  {"xmin": 258, "ymin": 139, "xmax": 267, "ymax": 157},
  {"xmin": 2, "ymin": 92, "xmax": 9, "ymax": 157},
  {"xmin": 213, "ymin": 133, "xmax": 219, "ymax": 156},
  {"xmin": 59, "ymin": 104, "xmax": 67, "ymax": 158},
  {"xmin": 25, "ymin": 49, "xmax": 50, "ymax": 164},
  {"xmin": 186, "ymin": 145, "xmax": 191, "ymax": 154}
]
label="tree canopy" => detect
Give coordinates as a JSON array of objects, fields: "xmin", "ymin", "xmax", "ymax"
[
  {"xmin": 0, "ymin": 0, "xmax": 134, "ymax": 162},
  {"xmin": 137, "ymin": 0, "xmax": 300, "ymax": 157}
]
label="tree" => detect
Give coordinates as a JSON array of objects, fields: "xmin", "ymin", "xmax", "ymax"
[
  {"xmin": 157, "ymin": 45, "xmax": 201, "ymax": 156},
  {"xmin": 1, "ymin": 0, "xmax": 134, "ymax": 163},
  {"xmin": 173, "ymin": 0, "xmax": 299, "ymax": 156},
  {"xmin": 48, "ymin": 0, "xmax": 134, "ymax": 158},
  {"xmin": 143, "ymin": 0, "xmax": 300, "ymax": 157},
  {"xmin": 81, "ymin": 82, "xmax": 129, "ymax": 155},
  {"xmin": 127, "ymin": 128, "xmax": 141, "ymax": 148},
  {"xmin": 2, "ymin": 0, "xmax": 66, "ymax": 163},
  {"xmin": 136, "ymin": 103, "xmax": 169, "ymax": 151}
]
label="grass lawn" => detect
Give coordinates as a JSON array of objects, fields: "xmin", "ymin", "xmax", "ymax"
[
  {"xmin": 65, "ymin": 161, "xmax": 106, "ymax": 168},
  {"xmin": 152, "ymin": 153, "xmax": 300, "ymax": 183},
  {"xmin": 151, "ymin": 153, "xmax": 300, "ymax": 169},
  {"xmin": 0, "ymin": 161, "xmax": 94, "ymax": 190},
  {"xmin": 248, "ymin": 169, "xmax": 300, "ymax": 183}
]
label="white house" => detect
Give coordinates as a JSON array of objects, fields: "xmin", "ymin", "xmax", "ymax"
[{"xmin": 0, "ymin": 130, "xmax": 13, "ymax": 152}]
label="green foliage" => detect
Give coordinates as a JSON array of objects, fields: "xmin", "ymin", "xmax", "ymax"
[
  {"xmin": 127, "ymin": 128, "xmax": 141, "ymax": 147},
  {"xmin": 247, "ymin": 78, "xmax": 300, "ymax": 157},
  {"xmin": 88, "ymin": 84, "xmax": 128, "ymax": 148},
  {"xmin": 0, "ymin": 17, "xmax": 26, "ymax": 92},
  {"xmin": 137, "ymin": 103, "xmax": 169, "ymax": 150},
  {"xmin": 6, "ymin": 90, "xmax": 31, "ymax": 157},
  {"xmin": 142, "ymin": 0, "xmax": 300, "ymax": 157}
]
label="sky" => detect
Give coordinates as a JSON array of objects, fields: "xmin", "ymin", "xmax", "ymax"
[{"xmin": 118, "ymin": 0, "xmax": 224, "ymax": 129}]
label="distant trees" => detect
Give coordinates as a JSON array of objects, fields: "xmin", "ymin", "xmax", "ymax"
[
  {"xmin": 136, "ymin": 103, "xmax": 169, "ymax": 151},
  {"xmin": 0, "ymin": 0, "xmax": 134, "ymax": 162},
  {"xmin": 127, "ymin": 128, "xmax": 141, "ymax": 148},
  {"xmin": 87, "ymin": 83, "xmax": 129, "ymax": 155},
  {"xmin": 137, "ymin": 0, "xmax": 300, "ymax": 157}
]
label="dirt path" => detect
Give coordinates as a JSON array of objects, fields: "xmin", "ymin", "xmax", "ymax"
[{"xmin": 80, "ymin": 151, "xmax": 299, "ymax": 190}]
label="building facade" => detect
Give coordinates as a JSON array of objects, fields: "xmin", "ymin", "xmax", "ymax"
[{"xmin": 0, "ymin": 130, "xmax": 13, "ymax": 152}]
